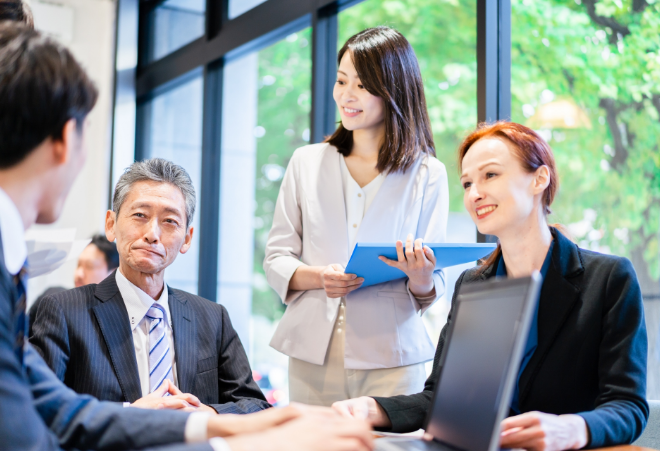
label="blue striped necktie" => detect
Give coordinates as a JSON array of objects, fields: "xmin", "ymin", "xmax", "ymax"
[
  {"xmin": 146, "ymin": 303, "xmax": 174, "ymax": 393},
  {"xmin": 13, "ymin": 266, "xmax": 28, "ymax": 368}
]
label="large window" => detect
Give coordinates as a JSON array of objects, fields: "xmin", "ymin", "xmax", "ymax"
[
  {"xmin": 511, "ymin": 0, "xmax": 660, "ymax": 398},
  {"xmin": 216, "ymin": 29, "xmax": 311, "ymax": 405}
]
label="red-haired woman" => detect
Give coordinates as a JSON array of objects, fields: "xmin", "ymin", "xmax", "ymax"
[
  {"xmin": 264, "ymin": 27, "xmax": 449, "ymax": 405},
  {"xmin": 333, "ymin": 122, "xmax": 648, "ymax": 449}
]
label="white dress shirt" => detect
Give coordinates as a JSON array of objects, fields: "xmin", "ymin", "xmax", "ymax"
[
  {"xmin": 114, "ymin": 271, "xmax": 229, "ymax": 449},
  {"xmin": 0, "ymin": 188, "xmax": 26, "ymax": 276},
  {"xmin": 114, "ymin": 269, "xmax": 178, "ymax": 397}
]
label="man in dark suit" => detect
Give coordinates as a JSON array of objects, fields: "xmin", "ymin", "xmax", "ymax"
[
  {"xmin": 0, "ymin": 22, "xmax": 373, "ymax": 451},
  {"xmin": 30, "ymin": 157, "xmax": 270, "ymax": 414}
]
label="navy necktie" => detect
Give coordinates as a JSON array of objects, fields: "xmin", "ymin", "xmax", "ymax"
[{"xmin": 13, "ymin": 266, "xmax": 28, "ymax": 368}]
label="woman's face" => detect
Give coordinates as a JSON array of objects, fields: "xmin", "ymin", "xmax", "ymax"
[
  {"xmin": 333, "ymin": 51, "xmax": 385, "ymax": 133},
  {"xmin": 460, "ymin": 137, "xmax": 548, "ymax": 237}
]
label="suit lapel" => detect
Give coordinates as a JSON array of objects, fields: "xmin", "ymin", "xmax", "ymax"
[
  {"xmin": 518, "ymin": 230, "xmax": 583, "ymax": 404},
  {"xmin": 92, "ymin": 273, "xmax": 142, "ymax": 402},
  {"xmin": 169, "ymin": 288, "xmax": 196, "ymax": 394}
]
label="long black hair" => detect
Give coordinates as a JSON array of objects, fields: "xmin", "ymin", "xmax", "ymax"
[{"xmin": 326, "ymin": 26, "xmax": 435, "ymax": 173}]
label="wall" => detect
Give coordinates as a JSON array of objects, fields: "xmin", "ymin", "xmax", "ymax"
[{"xmin": 26, "ymin": 0, "xmax": 117, "ymax": 305}]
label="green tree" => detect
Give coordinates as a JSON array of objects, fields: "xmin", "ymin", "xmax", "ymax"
[
  {"xmin": 251, "ymin": 30, "xmax": 312, "ymax": 321},
  {"xmin": 510, "ymin": 0, "xmax": 660, "ymax": 295}
]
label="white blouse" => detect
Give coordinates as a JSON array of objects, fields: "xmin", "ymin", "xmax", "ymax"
[
  {"xmin": 339, "ymin": 156, "xmax": 386, "ymax": 253},
  {"xmin": 339, "ymin": 157, "xmax": 437, "ymax": 307}
]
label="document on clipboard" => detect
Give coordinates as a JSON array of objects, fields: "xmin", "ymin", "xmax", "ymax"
[{"xmin": 344, "ymin": 242, "xmax": 497, "ymax": 288}]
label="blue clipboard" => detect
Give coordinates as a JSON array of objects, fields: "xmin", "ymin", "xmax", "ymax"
[{"xmin": 344, "ymin": 242, "xmax": 497, "ymax": 288}]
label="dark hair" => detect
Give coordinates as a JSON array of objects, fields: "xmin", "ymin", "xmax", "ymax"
[
  {"xmin": 0, "ymin": 0, "xmax": 34, "ymax": 29},
  {"xmin": 0, "ymin": 23, "xmax": 98, "ymax": 169},
  {"xmin": 90, "ymin": 234, "xmax": 119, "ymax": 271},
  {"xmin": 326, "ymin": 26, "xmax": 435, "ymax": 173},
  {"xmin": 458, "ymin": 121, "xmax": 563, "ymax": 271}
]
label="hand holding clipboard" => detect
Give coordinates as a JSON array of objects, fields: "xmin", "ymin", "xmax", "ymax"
[{"xmin": 344, "ymin": 240, "xmax": 497, "ymax": 288}]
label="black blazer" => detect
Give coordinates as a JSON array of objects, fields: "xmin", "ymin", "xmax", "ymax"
[
  {"xmin": 29, "ymin": 272, "xmax": 270, "ymax": 414},
  {"xmin": 375, "ymin": 228, "xmax": 648, "ymax": 448}
]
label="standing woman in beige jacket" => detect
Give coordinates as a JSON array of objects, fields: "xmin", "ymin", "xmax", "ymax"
[{"xmin": 264, "ymin": 26, "xmax": 449, "ymax": 406}]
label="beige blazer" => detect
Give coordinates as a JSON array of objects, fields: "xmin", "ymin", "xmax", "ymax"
[{"xmin": 265, "ymin": 143, "xmax": 449, "ymax": 369}]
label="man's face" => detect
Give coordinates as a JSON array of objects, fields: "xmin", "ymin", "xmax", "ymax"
[
  {"xmin": 74, "ymin": 243, "xmax": 110, "ymax": 287},
  {"xmin": 105, "ymin": 180, "xmax": 193, "ymax": 277},
  {"xmin": 37, "ymin": 119, "xmax": 89, "ymax": 224}
]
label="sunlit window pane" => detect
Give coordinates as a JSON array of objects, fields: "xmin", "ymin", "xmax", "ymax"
[
  {"xmin": 229, "ymin": 0, "xmax": 268, "ymax": 19},
  {"xmin": 511, "ymin": 0, "xmax": 660, "ymax": 397},
  {"xmin": 139, "ymin": 69, "xmax": 204, "ymax": 294},
  {"xmin": 217, "ymin": 29, "xmax": 312, "ymax": 405},
  {"xmin": 146, "ymin": 0, "xmax": 205, "ymax": 63}
]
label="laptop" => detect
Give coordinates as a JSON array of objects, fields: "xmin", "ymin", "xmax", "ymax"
[{"xmin": 375, "ymin": 273, "xmax": 542, "ymax": 451}]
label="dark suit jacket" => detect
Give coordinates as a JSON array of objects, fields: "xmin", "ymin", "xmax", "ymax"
[
  {"xmin": 30, "ymin": 271, "xmax": 270, "ymax": 414},
  {"xmin": 375, "ymin": 228, "xmax": 648, "ymax": 448},
  {"xmin": 0, "ymin": 232, "xmax": 211, "ymax": 451}
]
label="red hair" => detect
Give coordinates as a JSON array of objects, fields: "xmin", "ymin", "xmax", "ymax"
[{"xmin": 458, "ymin": 121, "xmax": 561, "ymax": 270}]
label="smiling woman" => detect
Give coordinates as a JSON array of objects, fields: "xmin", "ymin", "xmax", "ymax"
[
  {"xmin": 458, "ymin": 121, "xmax": 560, "ymax": 272},
  {"xmin": 263, "ymin": 26, "xmax": 450, "ymax": 406},
  {"xmin": 333, "ymin": 121, "xmax": 648, "ymax": 450}
]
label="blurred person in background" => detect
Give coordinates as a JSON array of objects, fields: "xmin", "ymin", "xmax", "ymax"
[
  {"xmin": 74, "ymin": 233, "xmax": 119, "ymax": 287},
  {"xmin": 29, "ymin": 235, "xmax": 118, "ymax": 332}
]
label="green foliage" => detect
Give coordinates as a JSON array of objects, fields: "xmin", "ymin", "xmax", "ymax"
[
  {"xmin": 251, "ymin": 30, "xmax": 312, "ymax": 320},
  {"xmin": 510, "ymin": 0, "xmax": 660, "ymax": 290}
]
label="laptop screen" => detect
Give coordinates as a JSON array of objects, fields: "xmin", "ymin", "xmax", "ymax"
[{"xmin": 425, "ymin": 278, "xmax": 538, "ymax": 451}]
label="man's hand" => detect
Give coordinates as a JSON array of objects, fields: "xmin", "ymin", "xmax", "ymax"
[
  {"xmin": 320, "ymin": 264, "xmax": 364, "ymax": 298},
  {"xmin": 500, "ymin": 411, "xmax": 589, "ymax": 451},
  {"xmin": 378, "ymin": 234, "xmax": 436, "ymax": 297},
  {"xmin": 130, "ymin": 380, "xmax": 201, "ymax": 411},
  {"xmin": 224, "ymin": 415, "xmax": 374, "ymax": 451},
  {"xmin": 332, "ymin": 397, "xmax": 392, "ymax": 428}
]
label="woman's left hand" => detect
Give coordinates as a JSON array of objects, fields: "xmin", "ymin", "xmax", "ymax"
[
  {"xmin": 379, "ymin": 234, "xmax": 436, "ymax": 297},
  {"xmin": 500, "ymin": 411, "xmax": 589, "ymax": 451}
]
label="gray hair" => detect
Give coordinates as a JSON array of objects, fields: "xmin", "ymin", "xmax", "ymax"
[{"xmin": 112, "ymin": 158, "xmax": 196, "ymax": 227}]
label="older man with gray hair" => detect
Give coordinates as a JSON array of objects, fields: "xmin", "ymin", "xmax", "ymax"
[{"xmin": 30, "ymin": 158, "xmax": 270, "ymax": 415}]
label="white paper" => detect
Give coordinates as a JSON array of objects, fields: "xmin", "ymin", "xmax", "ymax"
[{"xmin": 24, "ymin": 228, "xmax": 91, "ymax": 278}]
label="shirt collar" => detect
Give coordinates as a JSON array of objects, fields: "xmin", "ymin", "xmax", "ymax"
[
  {"xmin": 115, "ymin": 268, "xmax": 171, "ymax": 331},
  {"xmin": 0, "ymin": 187, "xmax": 27, "ymax": 275},
  {"xmin": 496, "ymin": 239, "xmax": 555, "ymax": 280}
]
